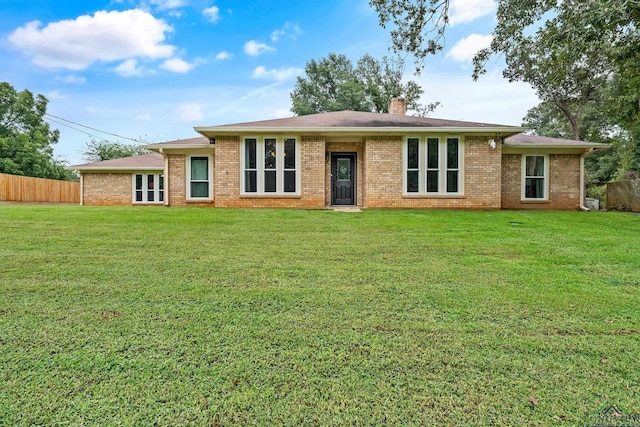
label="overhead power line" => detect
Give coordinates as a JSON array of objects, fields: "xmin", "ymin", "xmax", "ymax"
[
  {"xmin": 44, "ymin": 113, "xmax": 149, "ymax": 144},
  {"xmin": 44, "ymin": 116, "xmax": 119, "ymax": 145}
]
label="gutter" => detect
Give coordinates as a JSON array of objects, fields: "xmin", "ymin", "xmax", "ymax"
[{"xmin": 579, "ymin": 150, "xmax": 590, "ymax": 211}]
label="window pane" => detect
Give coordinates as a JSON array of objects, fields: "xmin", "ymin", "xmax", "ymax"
[
  {"xmin": 159, "ymin": 175, "xmax": 164, "ymax": 190},
  {"xmin": 447, "ymin": 138, "xmax": 459, "ymax": 169},
  {"xmin": 264, "ymin": 170, "xmax": 276, "ymax": 192},
  {"xmin": 407, "ymin": 138, "xmax": 419, "ymax": 169},
  {"xmin": 135, "ymin": 191, "xmax": 143, "ymax": 202},
  {"xmin": 407, "ymin": 170, "xmax": 419, "ymax": 192},
  {"xmin": 159, "ymin": 190, "xmax": 164, "ymax": 202},
  {"xmin": 284, "ymin": 138, "xmax": 296, "ymax": 169},
  {"xmin": 264, "ymin": 139, "xmax": 276, "ymax": 169},
  {"xmin": 526, "ymin": 156, "xmax": 544, "ymax": 176},
  {"xmin": 135, "ymin": 174, "xmax": 143, "ymax": 190},
  {"xmin": 337, "ymin": 158, "xmax": 350, "ymax": 181},
  {"xmin": 427, "ymin": 170, "xmax": 439, "ymax": 192},
  {"xmin": 427, "ymin": 139, "xmax": 439, "ymax": 169},
  {"xmin": 447, "ymin": 171, "xmax": 458, "ymax": 193},
  {"xmin": 191, "ymin": 182, "xmax": 209, "ymax": 198},
  {"xmin": 147, "ymin": 174, "xmax": 154, "ymax": 190},
  {"xmin": 245, "ymin": 170, "xmax": 257, "ymax": 192},
  {"xmin": 191, "ymin": 157, "xmax": 208, "ymax": 180},
  {"xmin": 284, "ymin": 170, "xmax": 296, "ymax": 192},
  {"xmin": 525, "ymin": 177, "xmax": 544, "ymax": 198},
  {"xmin": 147, "ymin": 191, "xmax": 154, "ymax": 202},
  {"xmin": 245, "ymin": 139, "xmax": 257, "ymax": 169}
]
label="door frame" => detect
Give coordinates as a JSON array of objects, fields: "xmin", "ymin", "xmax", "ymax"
[{"xmin": 330, "ymin": 152, "xmax": 357, "ymax": 206}]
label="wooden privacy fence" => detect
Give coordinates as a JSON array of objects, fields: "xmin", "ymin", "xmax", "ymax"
[
  {"xmin": 607, "ymin": 180, "xmax": 640, "ymax": 212},
  {"xmin": 0, "ymin": 173, "xmax": 80, "ymax": 204}
]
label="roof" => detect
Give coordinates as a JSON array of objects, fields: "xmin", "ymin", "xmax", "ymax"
[
  {"xmin": 504, "ymin": 133, "xmax": 610, "ymax": 149},
  {"xmin": 194, "ymin": 110, "xmax": 524, "ymax": 137},
  {"xmin": 144, "ymin": 136, "xmax": 209, "ymax": 150},
  {"xmin": 68, "ymin": 153, "xmax": 164, "ymax": 171}
]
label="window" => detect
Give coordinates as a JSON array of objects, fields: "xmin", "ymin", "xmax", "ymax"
[
  {"xmin": 241, "ymin": 137, "xmax": 299, "ymax": 195},
  {"xmin": 404, "ymin": 136, "xmax": 463, "ymax": 195},
  {"xmin": 522, "ymin": 155, "xmax": 548, "ymax": 200},
  {"xmin": 133, "ymin": 173, "xmax": 164, "ymax": 203},
  {"xmin": 187, "ymin": 155, "xmax": 213, "ymax": 200}
]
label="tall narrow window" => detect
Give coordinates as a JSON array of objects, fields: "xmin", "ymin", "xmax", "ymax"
[
  {"xmin": 190, "ymin": 156, "xmax": 210, "ymax": 198},
  {"xmin": 284, "ymin": 138, "xmax": 296, "ymax": 193},
  {"xmin": 245, "ymin": 138, "xmax": 257, "ymax": 193},
  {"xmin": 264, "ymin": 138, "xmax": 277, "ymax": 192},
  {"xmin": 135, "ymin": 174, "xmax": 143, "ymax": 202},
  {"xmin": 524, "ymin": 155, "xmax": 546, "ymax": 199},
  {"xmin": 242, "ymin": 137, "xmax": 299, "ymax": 195},
  {"xmin": 426, "ymin": 138, "xmax": 439, "ymax": 193},
  {"xmin": 404, "ymin": 136, "xmax": 463, "ymax": 195},
  {"xmin": 446, "ymin": 138, "xmax": 460, "ymax": 193},
  {"xmin": 132, "ymin": 173, "xmax": 163, "ymax": 203},
  {"xmin": 406, "ymin": 138, "xmax": 419, "ymax": 193}
]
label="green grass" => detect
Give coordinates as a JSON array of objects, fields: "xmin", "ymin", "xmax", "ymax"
[{"xmin": 0, "ymin": 205, "xmax": 639, "ymax": 426}]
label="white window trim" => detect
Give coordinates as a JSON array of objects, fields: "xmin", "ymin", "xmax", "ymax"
[
  {"xmin": 521, "ymin": 154, "xmax": 549, "ymax": 201},
  {"xmin": 186, "ymin": 154, "xmax": 214, "ymax": 201},
  {"xmin": 132, "ymin": 173, "xmax": 164, "ymax": 204},
  {"xmin": 240, "ymin": 136, "xmax": 300, "ymax": 196},
  {"xmin": 403, "ymin": 135, "xmax": 464, "ymax": 196}
]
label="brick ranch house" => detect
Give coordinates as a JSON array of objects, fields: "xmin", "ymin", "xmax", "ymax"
[{"xmin": 70, "ymin": 99, "xmax": 608, "ymax": 209}]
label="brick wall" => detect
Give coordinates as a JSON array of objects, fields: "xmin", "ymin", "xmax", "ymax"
[
  {"xmin": 363, "ymin": 135, "xmax": 502, "ymax": 209},
  {"xmin": 213, "ymin": 135, "xmax": 325, "ymax": 208},
  {"xmin": 501, "ymin": 154, "xmax": 581, "ymax": 210},
  {"xmin": 82, "ymin": 173, "xmax": 132, "ymax": 206}
]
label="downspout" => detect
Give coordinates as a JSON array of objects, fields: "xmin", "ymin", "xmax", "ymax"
[
  {"xmin": 79, "ymin": 173, "xmax": 84, "ymax": 206},
  {"xmin": 161, "ymin": 148, "xmax": 169, "ymax": 207},
  {"xmin": 579, "ymin": 150, "xmax": 590, "ymax": 211}
]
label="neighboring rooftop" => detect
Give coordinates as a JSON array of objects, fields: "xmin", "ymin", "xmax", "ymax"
[
  {"xmin": 505, "ymin": 133, "xmax": 610, "ymax": 148},
  {"xmin": 69, "ymin": 153, "xmax": 164, "ymax": 171}
]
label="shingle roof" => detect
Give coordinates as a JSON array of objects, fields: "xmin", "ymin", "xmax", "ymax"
[
  {"xmin": 145, "ymin": 136, "xmax": 209, "ymax": 149},
  {"xmin": 202, "ymin": 110, "xmax": 517, "ymax": 129},
  {"xmin": 505, "ymin": 133, "xmax": 609, "ymax": 148},
  {"xmin": 69, "ymin": 153, "xmax": 164, "ymax": 171}
]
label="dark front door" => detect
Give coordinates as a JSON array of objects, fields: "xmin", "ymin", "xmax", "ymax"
[{"xmin": 331, "ymin": 153, "xmax": 356, "ymax": 205}]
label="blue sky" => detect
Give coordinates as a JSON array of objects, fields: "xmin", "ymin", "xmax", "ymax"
[{"xmin": 1, "ymin": 0, "xmax": 538, "ymax": 164}]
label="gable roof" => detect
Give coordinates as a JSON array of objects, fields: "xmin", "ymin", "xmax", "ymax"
[
  {"xmin": 144, "ymin": 136, "xmax": 209, "ymax": 150},
  {"xmin": 505, "ymin": 133, "xmax": 610, "ymax": 149},
  {"xmin": 194, "ymin": 110, "xmax": 524, "ymax": 138},
  {"xmin": 68, "ymin": 153, "xmax": 164, "ymax": 171}
]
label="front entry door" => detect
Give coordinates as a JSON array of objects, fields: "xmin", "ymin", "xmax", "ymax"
[{"xmin": 331, "ymin": 153, "xmax": 356, "ymax": 205}]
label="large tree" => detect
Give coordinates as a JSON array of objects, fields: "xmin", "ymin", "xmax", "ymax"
[
  {"xmin": 81, "ymin": 139, "xmax": 150, "ymax": 163},
  {"xmin": 0, "ymin": 82, "xmax": 73, "ymax": 180},
  {"xmin": 290, "ymin": 53, "xmax": 437, "ymax": 116}
]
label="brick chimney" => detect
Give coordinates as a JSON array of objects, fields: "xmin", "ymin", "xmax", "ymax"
[{"xmin": 389, "ymin": 97, "xmax": 406, "ymax": 115}]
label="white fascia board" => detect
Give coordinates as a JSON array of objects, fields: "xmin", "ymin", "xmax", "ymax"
[{"xmin": 194, "ymin": 126, "xmax": 525, "ymax": 135}]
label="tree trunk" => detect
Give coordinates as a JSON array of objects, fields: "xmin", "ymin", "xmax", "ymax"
[{"xmin": 552, "ymin": 94, "xmax": 580, "ymax": 140}]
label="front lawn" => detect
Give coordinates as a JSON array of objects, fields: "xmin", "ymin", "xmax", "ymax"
[{"xmin": 0, "ymin": 206, "xmax": 638, "ymax": 426}]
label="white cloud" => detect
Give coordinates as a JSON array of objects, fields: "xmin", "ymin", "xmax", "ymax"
[
  {"xmin": 178, "ymin": 103, "xmax": 204, "ymax": 121},
  {"xmin": 271, "ymin": 22, "xmax": 303, "ymax": 42},
  {"xmin": 447, "ymin": 34, "xmax": 493, "ymax": 62},
  {"xmin": 149, "ymin": 0, "xmax": 186, "ymax": 10},
  {"xmin": 55, "ymin": 74, "xmax": 86, "ymax": 84},
  {"xmin": 203, "ymin": 6, "xmax": 220, "ymax": 22},
  {"xmin": 114, "ymin": 59, "xmax": 146, "ymax": 77},
  {"xmin": 46, "ymin": 90, "xmax": 66, "ymax": 100},
  {"xmin": 252, "ymin": 66, "xmax": 301, "ymax": 82},
  {"xmin": 243, "ymin": 40, "xmax": 275, "ymax": 57},
  {"xmin": 215, "ymin": 51, "xmax": 232, "ymax": 60},
  {"xmin": 160, "ymin": 57, "xmax": 194, "ymax": 73},
  {"xmin": 7, "ymin": 9, "xmax": 175, "ymax": 70},
  {"xmin": 136, "ymin": 112, "xmax": 152, "ymax": 121},
  {"xmin": 449, "ymin": 0, "xmax": 496, "ymax": 25}
]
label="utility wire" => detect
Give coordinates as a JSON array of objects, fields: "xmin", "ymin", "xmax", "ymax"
[
  {"xmin": 44, "ymin": 113, "xmax": 149, "ymax": 144},
  {"xmin": 44, "ymin": 116, "xmax": 120, "ymax": 145}
]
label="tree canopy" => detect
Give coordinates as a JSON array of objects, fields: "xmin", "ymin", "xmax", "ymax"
[
  {"xmin": 0, "ymin": 82, "xmax": 73, "ymax": 180},
  {"xmin": 81, "ymin": 139, "xmax": 150, "ymax": 163},
  {"xmin": 290, "ymin": 53, "xmax": 438, "ymax": 116}
]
